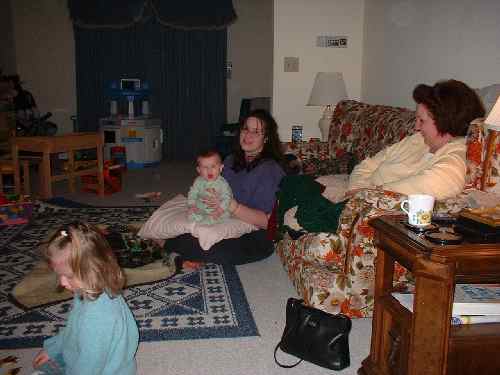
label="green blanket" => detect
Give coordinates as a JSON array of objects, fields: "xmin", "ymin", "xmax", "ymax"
[{"xmin": 276, "ymin": 175, "xmax": 347, "ymax": 235}]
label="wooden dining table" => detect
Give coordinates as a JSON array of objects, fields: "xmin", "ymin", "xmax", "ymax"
[{"xmin": 11, "ymin": 132, "xmax": 104, "ymax": 199}]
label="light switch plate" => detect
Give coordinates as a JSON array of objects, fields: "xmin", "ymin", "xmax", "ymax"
[
  {"xmin": 284, "ymin": 57, "xmax": 299, "ymax": 72},
  {"xmin": 316, "ymin": 35, "xmax": 348, "ymax": 48}
]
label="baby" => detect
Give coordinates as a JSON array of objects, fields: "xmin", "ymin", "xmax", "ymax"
[{"xmin": 187, "ymin": 150, "xmax": 233, "ymax": 225}]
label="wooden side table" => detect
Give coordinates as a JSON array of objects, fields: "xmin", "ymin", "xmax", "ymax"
[
  {"xmin": 11, "ymin": 133, "xmax": 104, "ymax": 199},
  {"xmin": 358, "ymin": 216, "xmax": 500, "ymax": 375}
]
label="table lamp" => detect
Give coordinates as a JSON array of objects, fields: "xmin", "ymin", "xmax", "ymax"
[
  {"xmin": 484, "ymin": 96, "xmax": 500, "ymax": 131},
  {"xmin": 307, "ymin": 72, "xmax": 348, "ymax": 141}
]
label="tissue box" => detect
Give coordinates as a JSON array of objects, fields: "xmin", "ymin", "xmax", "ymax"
[{"xmin": 0, "ymin": 202, "xmax": 33, "ymax": 226}]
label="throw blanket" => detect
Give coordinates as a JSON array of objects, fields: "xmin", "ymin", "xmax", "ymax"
[{"xmin": 276, "ymin": 175, "xmax": 347, "ymax": 235}]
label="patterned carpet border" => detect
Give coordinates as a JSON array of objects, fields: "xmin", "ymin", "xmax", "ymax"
[
  {"xmin": 0, "ymin": 200, "xmax": 259, "ymax": 349},
  {"xmin": 137, "ymin": 263, "xmax": 258, "ymax": 342}
]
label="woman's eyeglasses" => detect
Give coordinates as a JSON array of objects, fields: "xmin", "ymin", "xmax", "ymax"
[{"xmin": 240, "ymin": 126, "xmax": 264, "ymax": 136}]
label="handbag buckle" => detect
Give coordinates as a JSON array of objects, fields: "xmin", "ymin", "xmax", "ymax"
[{"xmin": 306, "ymin": 320, "xmax": 318, "ymax": 328}]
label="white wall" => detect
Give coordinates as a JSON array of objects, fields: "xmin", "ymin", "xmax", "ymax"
[
  {"xmin": 227, "ymin": 0, "xmax": 273, "ymax": 123},
  {"xmin": 11, "ymin": 1, "xmax": 76, "ymax": 134},
  {"xmin": 362, "ymin": 0, "xmax": 500, "ymax": 109},
  {"xmin": 273, "ymin": 0, "xmax": 365, "ymax": 141}
]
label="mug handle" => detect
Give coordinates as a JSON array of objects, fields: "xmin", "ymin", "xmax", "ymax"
[{"xmin": 401, "ymin": 200, "xmax": 409, "ymax": 215}]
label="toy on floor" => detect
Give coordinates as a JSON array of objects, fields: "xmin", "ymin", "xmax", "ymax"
[
  {"xmin": 135, "ymin": 191, "xmax": 162, "ymax": 202},
  {"xmin": 0, "ymin": 193, "xmax": 32, "ymax": 226},
  {"xmin": 81, "ymin": 160, "xmax": 123, "ymax": 195},
  {"xmin": 0, "ymin": 355, "xmax": 20, "ymax": 375}
]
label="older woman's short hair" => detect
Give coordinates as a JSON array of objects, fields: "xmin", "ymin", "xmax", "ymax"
[{"xmin": 413, "ymin": 79, "xmax": 485, "ymax": 136}]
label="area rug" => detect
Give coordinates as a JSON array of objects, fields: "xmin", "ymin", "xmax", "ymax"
[{"xmin": 0, "ymin": 201, "xmax": 259, "ymax": 349}]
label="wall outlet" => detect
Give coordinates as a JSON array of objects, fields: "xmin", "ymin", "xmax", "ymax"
[{"xmin": 284, "ymin": 56, "xmax": 299, "ymax": 72}]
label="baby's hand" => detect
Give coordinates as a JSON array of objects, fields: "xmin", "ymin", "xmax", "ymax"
[
  {"xmin": 209, "ymin": 206, "xmax": 225, "ymax": 220},
  {"xmin": 188, "ymin": 206, "xmax": 201, "ymax": 215},
  {"xmin": 201, "ymin": 188, "xmax": 221, "ymax": 210}
]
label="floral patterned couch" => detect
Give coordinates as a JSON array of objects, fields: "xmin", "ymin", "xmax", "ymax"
[{"xmin": 277, "ymin": 100, "xmax": 500, "ymax": 318}]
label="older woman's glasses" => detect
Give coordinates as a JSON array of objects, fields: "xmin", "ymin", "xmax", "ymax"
[{"xmin": 240, "ymin": 126, "xmax": 264, "ymax": 136}]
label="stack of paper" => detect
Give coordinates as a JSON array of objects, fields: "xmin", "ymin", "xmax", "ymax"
[{"xmin": 392, "ymin": 284, "xmax": 500, "ymax": 325}]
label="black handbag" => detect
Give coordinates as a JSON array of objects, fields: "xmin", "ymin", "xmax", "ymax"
[{"xmin": 274, "ymin": 298, "xmax": 352, "ymax": 371}]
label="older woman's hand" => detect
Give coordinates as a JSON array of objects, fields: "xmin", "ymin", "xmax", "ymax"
[{"xmin": 344, "ymin": 186, "xmax": 383, "ymax": 198}]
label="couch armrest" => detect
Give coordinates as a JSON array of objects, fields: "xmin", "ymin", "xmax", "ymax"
[
  {"xmin": 340, "ymin": 189, "xmax": 405, "ymax": 268},
  {"xmin": 342, "ymin": 188, "xmax": 472, "ymax": 290},
  {"xmin": 340, "ymin": 189, "xmax": 415, "ymax": 297}
]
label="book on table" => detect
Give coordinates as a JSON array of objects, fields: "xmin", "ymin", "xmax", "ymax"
[
  {"xmin": 392, "ymin": 284, "xmax": 500, "ymax": 318},
  {"xmin": 451, "ymin": 315, "xmax": 500, "ymax": 325}
]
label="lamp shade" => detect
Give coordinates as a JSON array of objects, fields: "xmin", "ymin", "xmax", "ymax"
[
  {"xmin": 485, "ymin": 96, "xmax": 500, "ymax": 131},
  {"xmin": 307, "ymin": 72, "xmax": 347, "ymax": 106}
]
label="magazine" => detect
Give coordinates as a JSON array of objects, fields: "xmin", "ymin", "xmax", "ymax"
[
  {"xmin": 392, "ymin": 284, "xmax": 500, "ymax": 317},
  {"xmin": 451, "ymin": 315, "xmax": 500, "ymax": 325},
  {"xmin": 454, "ymin": 284, "xmax": 500, "ymax": 315}
]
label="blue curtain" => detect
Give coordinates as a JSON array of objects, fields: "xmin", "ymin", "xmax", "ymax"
[
  {"xmin": 68, "ymin": 0, "xmax": 236, "ymax": 29},
  {"xmin": 74, "ymin": 19, "xmax": 226, "ymax": 160}
]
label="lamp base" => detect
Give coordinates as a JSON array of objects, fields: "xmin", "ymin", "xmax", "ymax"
[{"xmin": 318, "ymin": 105, "xmax": 334, "ymax": 142}]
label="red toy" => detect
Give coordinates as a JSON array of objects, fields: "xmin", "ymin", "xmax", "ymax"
[{"xmin": 81, "ymin": 161, "xmax": 122, "ymax": 195}]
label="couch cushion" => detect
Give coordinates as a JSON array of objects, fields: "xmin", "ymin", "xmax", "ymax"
[
  {"xmin": 328, "ymin": 100, "xmax": 366, "ymax": 159},
  {"xmin": 329, "ymin": 100, "xmax": 416, "ymax": 165},
  {"xmin": 351, "ymin": 102, "xmax": 416, "ymax": 162}
]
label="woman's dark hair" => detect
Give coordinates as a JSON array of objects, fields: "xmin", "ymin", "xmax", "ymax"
[
  {"xmin": 412, "ymin": 79, "xmax": 485, "ymax": 137},
  {"xmin": 231, "ymin": 109, "xmax": 285, "ymax": 172}
]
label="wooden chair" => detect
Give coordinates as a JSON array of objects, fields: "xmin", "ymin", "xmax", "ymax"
[{"xmin": 0, "ymin": 159, "xmax": 31, "ymax": 195}]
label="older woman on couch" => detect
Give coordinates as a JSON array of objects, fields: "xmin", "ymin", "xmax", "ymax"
[{"xmin": 348, "ymin": 79, "xmax": 485, "ymax": 200}]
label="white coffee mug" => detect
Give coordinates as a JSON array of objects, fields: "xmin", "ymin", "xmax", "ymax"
[{"xmin": 401, "ymin": 194, "xmax": 435, "ymax": 227}]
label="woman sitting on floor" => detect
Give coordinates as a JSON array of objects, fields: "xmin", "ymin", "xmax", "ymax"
[{"xmin": 164, "ymin": 109, "xmax": 286, "ymax": 265}]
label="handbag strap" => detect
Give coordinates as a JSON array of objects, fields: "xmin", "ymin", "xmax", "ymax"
[
  {"xmin": 274, "ymin": 310, "xmax": 315, "ymax": 368},
  {"xmin": 274, "ymin": 342, "xmax": 303, "ymax": 368},
  {"xmin": 274, "ymin": 310, "xmax": 309, "ymax": 368}
]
